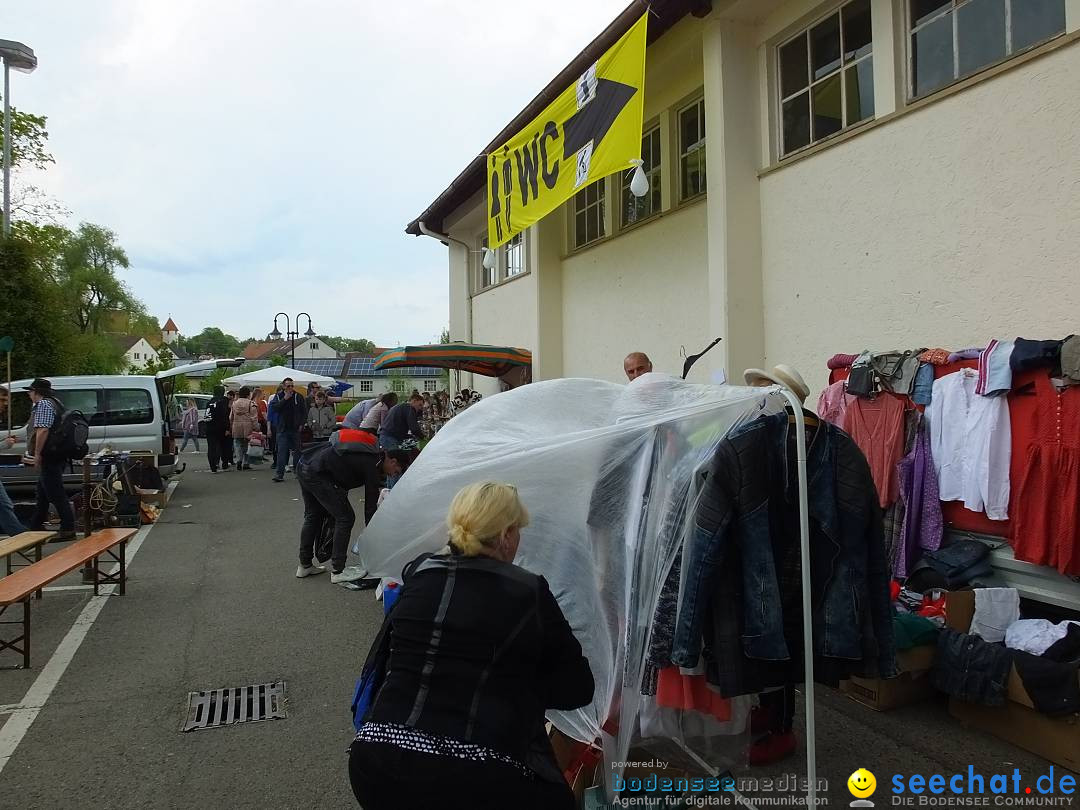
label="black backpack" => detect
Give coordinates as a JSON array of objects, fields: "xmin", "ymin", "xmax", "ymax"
[{"xmin": 42, "ymin": 398, "xmax": 90, "ymax": 462}]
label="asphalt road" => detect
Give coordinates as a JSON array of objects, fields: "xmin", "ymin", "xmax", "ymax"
[{"xmin": 0, "ymin": 452, "xmax": 1071, "ymax": 808}]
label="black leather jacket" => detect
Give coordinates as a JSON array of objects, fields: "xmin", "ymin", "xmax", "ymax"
[{"xmin": 368, "ymin": 552, "xmax": 594, "ymax": 763}]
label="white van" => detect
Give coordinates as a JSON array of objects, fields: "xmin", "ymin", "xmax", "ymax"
[{"xmin": 1, "ymin": 359, "xmax": 243, "ymax": 487}]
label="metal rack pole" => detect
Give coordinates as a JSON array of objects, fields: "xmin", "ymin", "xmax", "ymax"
[{"xmin": 777, "ymin": 387, "xmax": 817, "ymax": 807}]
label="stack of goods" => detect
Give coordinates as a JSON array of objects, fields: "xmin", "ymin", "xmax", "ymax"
[
  {"xmin": 932, "ymin": 588, "xmax": 1080, "ymax": 717},
  {"xmin": 820, "ymin": 335, "xmax": 1080, "ymax": 578}
]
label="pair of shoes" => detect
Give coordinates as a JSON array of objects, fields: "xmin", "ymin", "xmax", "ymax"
[
  {"xmin": 330, "ymin": 565, "xmax": 369, "ymax": 584},
  {"xmin": 211, "ymin": 469, "xmax": 218, "ymax": 474},
  {"xmin": 271, "ymin": 476, "xmax": 283, "ymax": 483},
  {"xmin": 748, "ymin": 731, "xmax": 797, "ymax": 767},
  {"xmin": 295, "ymin": 563, "xmax": 326, "ymax": 578}
]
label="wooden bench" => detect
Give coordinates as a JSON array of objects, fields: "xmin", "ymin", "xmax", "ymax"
[
  {"xmin": 0, "ymin": 528, "xmax": 137, "ymax": 669},
  {"xmin": 0, "ymin": 531, "xmax": 56, "ymax": 599}
]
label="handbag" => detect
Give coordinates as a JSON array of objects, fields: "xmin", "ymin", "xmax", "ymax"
[
  {"xmin": 351, "ymin": 607, "xmax": 394, "ymax": 732},
  {"xmin": 349, "ymin": 552, "xmax": 433, "ymax": 732}
]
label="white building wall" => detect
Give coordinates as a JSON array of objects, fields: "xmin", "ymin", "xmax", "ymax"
[
  {"xmin": 561, "ymin": 202, "xmax": 710, "ymax": 382},
  {"xmin": 470, "ymin": 270, "xmax": 539, "ymax": 396},
  {"xmin": 759, "ymin": 43, "xmax": 1080, "ymax": 400}
]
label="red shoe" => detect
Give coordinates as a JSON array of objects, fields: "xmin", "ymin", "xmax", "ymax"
[{"xmin": 749, "ymin": 731, "xmax": 797, "ymax": 766}]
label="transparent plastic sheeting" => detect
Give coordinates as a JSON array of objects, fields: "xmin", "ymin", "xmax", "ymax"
[{"xmin": 357, "ymin": 374, "xmax": 781, "ymax": 774}]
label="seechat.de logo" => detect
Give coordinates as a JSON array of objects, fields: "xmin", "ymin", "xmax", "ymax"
[{"xmin": 849, "ymin": 768, "xmax": 878, "ymax": 807}]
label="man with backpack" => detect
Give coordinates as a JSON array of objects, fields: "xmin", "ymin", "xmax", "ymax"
[{"xmin": 24, "ymin": 378, "xmax": 77, "ymax": 540}]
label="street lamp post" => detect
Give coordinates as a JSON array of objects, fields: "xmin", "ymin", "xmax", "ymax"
[
  {"xmin": 268, "ymin": 312, "xmax": 315, "ymax": 370},
  {"xmin": 0, "ymin": 40, "xmax": 37, "ymax": 237}
]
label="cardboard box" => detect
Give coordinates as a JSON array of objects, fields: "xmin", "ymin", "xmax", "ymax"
[
  {"xmin": 135, "ymin": 487, "xmax": 168, "ymax": 508},
  {"xmin": 945, "ymin": 590, "xmax": 1080, "ymax": 771},
  {"xmin": 841, "ymin": 643, "xmax": 938, "ymax": 711}
]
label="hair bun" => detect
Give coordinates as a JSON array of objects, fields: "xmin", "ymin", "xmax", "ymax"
[{"xmin": 448, "ymin": 524, "xmax": 480, "ymax": 556}]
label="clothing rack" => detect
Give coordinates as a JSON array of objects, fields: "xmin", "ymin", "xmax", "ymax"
[{"xmin": 777, "ymin": 385, "xmax": 817, "ymax": 808}]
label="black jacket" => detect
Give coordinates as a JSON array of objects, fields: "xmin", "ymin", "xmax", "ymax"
[
  {"xmin": 368, "ymin": 553, "xmax": 594, "ymax": 762},
  {"xmin": 379, "ymin": 402, "xmax": 422, "ymax": 441},
  {"xmin": 298, "ymin": 440, "xmax": 378, "ymax": 489},
  {"xmin": 673, "ymin": 411, "xmax": 895, "ymax": 690}
]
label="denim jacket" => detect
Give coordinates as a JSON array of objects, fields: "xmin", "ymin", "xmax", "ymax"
[{"xmin": 671, "ymin": 412, "xmax": 895, "ymax": 679}]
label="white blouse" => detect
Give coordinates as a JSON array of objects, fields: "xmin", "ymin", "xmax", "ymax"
[{"xmin": 926, "ymin": 369, "xmax": 1011, "ymax": 520}]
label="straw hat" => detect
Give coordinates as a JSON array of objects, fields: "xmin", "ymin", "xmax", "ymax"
[{"xmin": 743, "ymin": 364, "xmax": 810, "ymax": 404}]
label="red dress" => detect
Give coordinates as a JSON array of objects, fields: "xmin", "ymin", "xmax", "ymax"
[{"xmin": 1012, "ymin": 375, "xmax": 1080, "ymax": 574}]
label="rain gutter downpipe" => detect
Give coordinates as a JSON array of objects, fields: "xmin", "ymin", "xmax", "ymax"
[{"xmin": 418, "ymin": 220, "xmax": 474, "ymax": 390}]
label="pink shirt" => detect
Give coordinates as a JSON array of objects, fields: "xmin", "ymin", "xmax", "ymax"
[
  {"xmin": 817, "ymin": 381, "xmax": 857, "ymax": 427},
  {"xmin": 842, "ymin": 394, "xmax": 906, "ymax": 509}
]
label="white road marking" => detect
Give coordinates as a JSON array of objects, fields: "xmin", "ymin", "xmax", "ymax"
[
  {"xmin": 0, "ymin": 478, "xmax": 178, "ymax": 774},
  {"xmin": 40, "ymin": 585, "xmax": 95, "ymax": 593}
]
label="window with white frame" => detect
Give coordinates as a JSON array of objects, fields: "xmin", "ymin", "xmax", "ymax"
[
  {"xmin": 424, "ymin": 380, "xmax": 438, "ymax": 393},
  {"xmin": 572, "ymin": 178, "xmax": 606, "ymax": 249},
  {"xmin": 310, "ymin": 342, "xmax": 319, "ymax": 350},
  {"xmin": 390, "ymin": 378, "xmax": 408, "ymax": 394},
  {"xmin": 778, "ymin": 0, "xmax": 874, "ymax": 158},
  {"xmin": 504, "ymin": 233, "xmax": 525, "ymax": 277},
  {"xmin": 678, "ymin": 98, "xmax": 707, "ymax": 200},
  {"xmin": 622, "ymin": 126, "xmax": 662, "ymax": 227},
  {"xmin": 359, "ymin": 380, "xmax": 374, "ymax": 393},
  {"xmin": 909, "ymin": 0, "xmax": 1066, "ymax": 99}
]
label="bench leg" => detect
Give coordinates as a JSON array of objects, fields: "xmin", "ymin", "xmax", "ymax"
[
  {"xmin": 92, "ymin": 555, "xmax": 100, "ymax": 597},
  {"xmin": 119, "ymin": 541, "xmax": 127, "ymax": 596},
  {"xmin": 35, "ymin": 543, "xmax": 43, "ymax": 600},
  {"xmin": 0, "ymin": 599, "xmax": 31, "ymax": 669}
]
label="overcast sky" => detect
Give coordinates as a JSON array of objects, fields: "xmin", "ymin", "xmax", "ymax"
[{"xmin": 7, "ymin": 0, "xmax": 629, "ymax": 346}]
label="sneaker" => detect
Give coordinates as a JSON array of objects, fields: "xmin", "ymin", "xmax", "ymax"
[
  {"xmin": 330, "ymin": 565, "xmax": 369, "ymax": 584},
  {"xmin": 295, "ymin": 563, "xmax": 326, "ymax": 578},
  {"xmin": 749, "ymin": 731, "xmax": 797, "ymax": 767},
  {"xmin": 271, "ymin": 476, "xmax": 283, "ymax": 482},
  {"xmin": 285, "ymin": 465, "xmax": 293, "ymax": 473}
]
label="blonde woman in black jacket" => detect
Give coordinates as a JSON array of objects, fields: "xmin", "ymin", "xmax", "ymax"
[{"xmin": 349, "ymin": 482, "xmax": 594, "ymax": 810}]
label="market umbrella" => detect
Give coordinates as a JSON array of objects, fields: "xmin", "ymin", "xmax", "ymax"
[
  {"xmin": 373, "ymin": 343, "xmax": 532, "ymax": 378},
  {"xmin": 221, "ymin": 365, "xmax": 335, "ymax": 391}
]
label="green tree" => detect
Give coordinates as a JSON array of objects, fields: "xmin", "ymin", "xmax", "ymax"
[
  {"xmin": 0, "ymin": 236, "xmax": 74, "ymax": 379},
  {"xmin": 58, "ymin": 223, "xmax": 134, "ymax": 334},
  {"xmin": 439, "ymin": 327, "xmax": 451, "ymax": 344},
  {"xmin": 266, "ymin": 353, "xmax": 289, "ymax": 368},
  {"xmin": 321, "ymin": 336, "xmax": 377, "ymax": 354},
  {"xmin": 201, "ymin": 368, "xmax": 229, "ymax": 394},
  {"xmin": 0, "ymin": 97, "xmax": 53, "ymax": 172},
  {"xmin": 182, "ymin": 328, "xmax": 242, "ymax": 358}
]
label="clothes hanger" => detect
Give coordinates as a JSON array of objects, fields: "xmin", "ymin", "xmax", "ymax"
[{"xmin": 786, "ymin": 405, "xmax": 820, "ymax": 428}]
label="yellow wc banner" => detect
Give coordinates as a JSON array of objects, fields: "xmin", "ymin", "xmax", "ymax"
[{"xmin": 486, "ymin": 13, "xmax": 648, "ymax": 249}]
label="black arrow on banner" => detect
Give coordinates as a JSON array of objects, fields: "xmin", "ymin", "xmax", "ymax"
[{"xmin": 562, "ymin": 78, "xmax": 638, "ymax": 160}]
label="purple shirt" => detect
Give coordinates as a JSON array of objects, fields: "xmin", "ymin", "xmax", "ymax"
[{"xmin": 896, "ymin": 418, "xmax": 943, "ymax": 577}]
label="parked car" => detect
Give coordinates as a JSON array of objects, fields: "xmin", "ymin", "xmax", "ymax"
[
  {"xmin": 0, "ymin": 359, "xmax": 243, "ymax": 493},
  {"xmin": 168, "ymin": 393, "xmax": 213, "ymax": 438}
]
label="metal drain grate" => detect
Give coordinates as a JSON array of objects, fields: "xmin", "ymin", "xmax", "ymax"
[{"xmin": 182, "ymin": 680, "xmax": 287, "ymax": 731}]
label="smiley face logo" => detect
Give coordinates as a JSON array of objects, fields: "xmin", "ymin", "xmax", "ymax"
[{"xmin": 848, "ymin": 769, "xmax": 877, "ymax": 799}]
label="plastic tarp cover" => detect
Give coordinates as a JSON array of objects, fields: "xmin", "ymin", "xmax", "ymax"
[{"xmin": 357, "ymin": 374, "xmax": 778, "ymax": 774}]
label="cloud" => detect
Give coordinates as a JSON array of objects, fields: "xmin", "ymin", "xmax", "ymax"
[{"xmin": 8, "ymin": 0, "xmax": 630, "ymax": 343}]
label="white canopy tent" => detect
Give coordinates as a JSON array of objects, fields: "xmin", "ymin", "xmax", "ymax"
[{"xmin": 221, "ymin": 365, "xmax": 336, "ymax": 391}]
